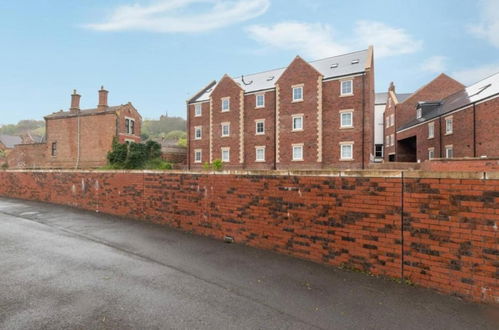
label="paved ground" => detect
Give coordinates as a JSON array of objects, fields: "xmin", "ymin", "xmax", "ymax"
[{"xmin": 0, "ymin": 197, "xmax": 497, "ymax": 330}]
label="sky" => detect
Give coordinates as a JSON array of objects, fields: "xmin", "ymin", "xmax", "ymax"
[{"xmin": 1, "ymin": 0, "xmax": 498, "ymax": 125}]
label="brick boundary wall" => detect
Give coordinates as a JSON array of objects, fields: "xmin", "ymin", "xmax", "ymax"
[{"xmin": 0, "ymin": 170, "xmax": 497, "ymax": 303}]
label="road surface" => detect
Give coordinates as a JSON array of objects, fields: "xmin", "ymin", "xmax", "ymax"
[{"xmin": 0, "ymin": 197, "xmax": 496, "ymax": 329}]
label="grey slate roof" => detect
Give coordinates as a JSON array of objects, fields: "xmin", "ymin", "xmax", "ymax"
[
  {"xmin": 45, "ymin": 105, "xmax": 129, "ymax": 119},
  {"xmin": 398, "ymin": 71, "xmax": 499, "ymax": 131},
  {"xmin": 0, "ymin": 135, "xmax": 22, "ymax": 148},
  {"xmin": 375, "ymin": 92, "xmax": 412, "ymax": 105},
  {"xmin": 191, "ymin": 49, "xmax": 369, "ymax": 103}
]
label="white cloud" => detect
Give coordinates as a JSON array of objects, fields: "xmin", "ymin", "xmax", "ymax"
[
  {"xmin": 420, "ymin": 56, "xmax": 448, "ymax": 73},
  {"xmin": 246, "ymin": 20, "xmax": 422, "ymax": 59},
  {"xmin": 468, "ymin": 0, "xmax": 499, "ymax": 47},
  {"xmin": 86, "ymin": 0, "xmax": 270, "ymax": 33},
  {"xmin": 452, "ymin": 63, "xmax": 499, "ymax": 85},
  {"xmin": 246, "ymin": 22, "xmax": 349, "ymax": 59},
  {"xmin": 354, "ymin": 21, "xmax": 422, "ymax": 57}
]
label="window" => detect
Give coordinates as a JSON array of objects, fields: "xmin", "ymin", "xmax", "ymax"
[
  {"xmin": 416, "ymin": 108, "xmax": 422, "ymax": 119},
  {"xmin": 255, "ymin": 146, "xmax": 265, "ymax": 162},
  {"xmin": 375, "ymin": 145, "xmax": 383, "ymax": 158},
  {"xmin": 194, "ymin": 104, "xmax": 202, "ymax": 117},
  {"xmin": 292, "ymin": 144, "xmax": 303, "ymax": 161},
  {"xmin": 390, "ymin": 114, "xmax": 394, "ymax": 127},
  {"xmin": 445, "ymin": 145, "xmax": 453, "ymax": 158},
  {"xmin": 340, "ymin": 142, "xmax": 353, "ymax": 160},
  {"xmin": 390, "ymin": 134, "xmax": 395, "ymax": 146},
  {"xmin": 385, "ymin": 135, "xmax": 390, "ymax": 147},
  {"xmin": 255, "ymin": 119, "xmax": 265, "ymax": 135},
  {"xmin": 386, "ymin": 115, "xmax": 390, "ymax": 127},
  {"xmin": 221, "ymin": 97, "xmax": 230, "ymax": 112},
  {"xmin": 125, "ymin": 118, "xmax": 135, "ymax": 135},
  {"xmin": 428, "ymin": 148, "xmax": 435, "ymax": 160},
  {"xmin": 194, "ymin": 149, "xmax": 202, "ymax": 163},
  {"xmin": 292, "ymin": 85, "xmax": 303, "ymax": 102},
  {"xmin": 340, "ymin": 80, "xmax": 353, "ymax": 96},
  {"xmin": 445, "ymin": 116, "xmax": 453, "ymax": 134},
  {"xmin": 221, "ymin": 122, "xmax": 230, "ymax": 137},
  {"xmin": 256, "ymin": 93, "xmax": 265, "ymax": 108},
  {"xmin": 51, "ymin": 142, "xmax": 57, "ymax": 157},
  {"xmin": 292, "ymin": 114, "xmax": 303, "ymax": 131},
  {"xmin": 428, "ymin": 122, "xmax": 435, "ymax": 139},
  {"xmin": 194, "ymin": 126, "xmax": 202, "ymax": 140},
  {"xmin": 221, "ymin": 147, "xmax": 230, "ymax": 162},
  {"xmin": 340, "ymin": 110, "xmax": 353, "ymax": 128}
]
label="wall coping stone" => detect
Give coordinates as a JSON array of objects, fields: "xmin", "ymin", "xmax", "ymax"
[{"xmin": 3, "ymin": 169, "xmax": 499, "ymax": 180}]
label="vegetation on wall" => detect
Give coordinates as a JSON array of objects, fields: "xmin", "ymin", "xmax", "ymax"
[{"xmin": 106, "ymin": 139, "xmax": 172, "ymax": 170}]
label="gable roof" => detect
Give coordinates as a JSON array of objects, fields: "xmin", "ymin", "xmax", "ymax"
[
  {"xmin": 399, "ymin": 73, "xmax": 464, "ymax": 106},
  {"xmin": 398, "ymin": 71, "xmax": 499, "ymax": 131},
  {"xmin": 375, "ymin": 92, "xmax": 412, "ymax": 105},
  {"xmin": 190, "ymin": 49, "xmax": 369, "ymax": 103},
  {"xmin": 0, "ymin": 135, "xmax": 22, "ymax": 148},
  {"xmin": 45, "ymin": 104, "xmax": 134, "ymax": 119}
]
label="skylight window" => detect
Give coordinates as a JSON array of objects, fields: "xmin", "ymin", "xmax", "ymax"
[
  {"xmin": 330, "ymin": 63, "xmax": 339, "ymax": 69},
  {"xmin": 351, "ymin": 59, "xmax": 360, "ymax": 64},
  {"xmin": 267, "ymin": 76, "xmax": 275, "ymax": 81}
]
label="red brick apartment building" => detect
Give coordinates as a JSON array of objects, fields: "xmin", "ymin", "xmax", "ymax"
[
  {"xmin": 7, "ymin": 87, "xmax": 142, "ymax": 169},
  {"xmin": 384, "ymin": 72, "xmax": 499, "ymax": 162},
  {"xmin": 187, "ymin": 47, "xmax": 375, "ymax": 170}
]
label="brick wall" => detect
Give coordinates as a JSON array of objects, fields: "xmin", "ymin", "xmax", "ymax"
[
  {"xmin": 421, "ymin": 159, "xmax": 499, "ymax": 172},
  {"xmin": 0, "ymin": 170, "xmax": 496, "ymax": 303}
]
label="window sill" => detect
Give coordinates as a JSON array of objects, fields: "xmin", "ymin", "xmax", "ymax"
[
  {"xmin": 292, "ymin": 99, "xmax": 304, "ymax": 103},
  {"xmin": 339, "ymin": 158, "xmax": 354, "ymax": 161},
  {"xmin": 255, "ymin": 160, "xmax": 266, "ymax": 163},
  {"xmin": 340, "ymin": 93, "xmax": 354, "ymax": 97},
  {"xmin": 291, "ymin": 159, "xmax": 304, "ymax": 162},
  {"xmin": 221, "ymin": 110, "xmax": 230, "ymax": 113},
  {"xmin": 255, "ymin": 106, "xmax": 265, "ymax": 109},
  {"xmin": 221, "ymin": 135, "xmax": 230, "ymax": 138},
  {"xmin": 445, "ymin": 132, "xmax": 453, "ymax": 136},
  {"xmin": 255, "ymin": 133, "xmax": 265, "ymax": 136},
  {"xmin": 292, "ymin": 129, "xmax": 304, "ymax": 132},
  {"xmin": 428, "ymin": 136, "xmax": 434, "ymax": 140},
  {"xmin": 340, "ymin": 126, "xmax": 354, "ymax": 130}
]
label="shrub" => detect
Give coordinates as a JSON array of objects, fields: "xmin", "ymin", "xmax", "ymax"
[
  {"xmin": 1, "ymin": 163, "xmax": 8, "ymax": 170},
  {"xmin": 106, "ymin": 138, "xmax": 169, "ymax": 170},
  {"xmin": 202, "ymin": 159, "xmax": 223, "ymax": 171}
]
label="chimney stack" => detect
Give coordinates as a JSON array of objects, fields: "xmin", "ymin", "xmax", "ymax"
[
  {"xmin": 98, "ymin": 86, "xmax": 109, "ymax": 111},
  {"xmin": 388, "ymin": 81, "xmax": 396, "ymax": 92},
  {"xmin": 70, "ymin": 89, "xmax": 81, "ymax": 112}
]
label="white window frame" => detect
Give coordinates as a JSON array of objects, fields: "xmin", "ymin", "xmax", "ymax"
[
  {"xmin": 255, "ymin": 119, "xmax": 265, "ymax": 135},
  {"xmin": 340, "ymin": 79, "xmax": 353, "ymax": 96},
  {"xmin": 428, "ymin": 148, "xmax": 435, "ymax": 160},
  {"xmin": 221, "ymin": 97, "xmax": 230, "ymax": 112},
  {"xmin": 445, "ymin": 116, "xmax": 453, "ymax": 135},
  {"xmin": 194, "ymin": 126, "xmax": 202, "ymax": 140},
  {"xmin": 255, "ymin": 93, "xmax": 265, "ymax": 108},
  {"xmin": 428, "ymin": 122, "xmax": 435, "ymax": 139},
  {"xmin": 390, "ymin": 134, "xmax": 395, "ymax": 147},
  {"xmin": 255, "ymin": 146, "xmax": 265, "ymax": 162},
  {"xmin": 292, "ymin": 114, "xmax": 304, "ymax": 131},
  {"xmin": 445, "ymin": 145, "xmax": 453, "ymax": 159},
  {"xmin": 125, "ymin": 117, "xmax": 135, "ymax": 135},
  {"xmin": 194, "ymin": 103, "xmax": 202, "ymax": 117},
  {"xmin": 221, "ymin": 122, "xmax": 230, "ymax": 137},
  {"xmin": 340, "ymin": 142, "xmax": 354, "ymax": 160},
  {"xmin": 390, "ymin": 114, "xmax": 394, "ymax": 127},
  {"xmin": 194, "ymin": 149, "xmax": 202, "ymax": 163},
  {"xmin": 292, "ymin": 85, "xmax": 304, "ymax": 102},
  {"xmin": 416, "ymin": 108, "xmax": 422, "ymax": 119},
  {"xmin": 385, "ymin": 135, "xmax": 390, "ymax": 147},
  {"xmin": 221, "ymin": 147, "xmax": 230, "ymax": 162},
  {"xmin": 340, "ymin": 110, "xmax": 353, "ymax": 128},
  {"xmin": 292, "ymin": 143, "xmax": 304, "ymax": 161},
  {"xmin": 386, "ymin": 115, "xmax": 390, "ymax": 128}
]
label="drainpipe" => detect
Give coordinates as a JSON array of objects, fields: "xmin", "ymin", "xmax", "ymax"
[
  {"xmin": 361, "ymin": 73, "xmax": 366, "ymax": 169},
  {"xmin": 75, "ymin": 112, "xmax": 81, "ymax": 169},
  {"xmin": 273, "ymin": 90, "xmax": 277, "ymax": 170},
  {"xmin": 473, "ymin": 103, "xmax": 476, "ymax": 157},
  {"xmin": 186, "ymin": 101, "xmax": 191, "ymax": 170},
  {"xmin": 438, "ymin": 116, "xmax": 443, "ymax": 158}
]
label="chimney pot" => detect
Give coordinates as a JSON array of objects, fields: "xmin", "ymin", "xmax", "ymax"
[
  {"xmin": 70, "ymin": 90, "xmax": 81, "ymax": 113},
  {"xmin": 388, "ymin": 82, "xmax": 396, "ymax": 92},
  {"xmin": 98, "ymin": 86, "xmax": 109, "ymax": 111}
]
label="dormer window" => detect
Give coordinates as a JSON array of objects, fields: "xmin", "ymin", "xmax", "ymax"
[{"xmin": 416, "ymin": 108, "xmax": 422, "ymax": 119}]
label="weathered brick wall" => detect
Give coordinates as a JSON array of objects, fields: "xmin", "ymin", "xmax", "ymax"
[
  {"xmin": 0, "ymin": 170, "xmax": 496, "ymax": 303},
  {"xmin": 421, "ymin": 159, "xmax": 499, "ymax": 172}
]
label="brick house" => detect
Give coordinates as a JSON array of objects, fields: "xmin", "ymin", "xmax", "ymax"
[
  {"xmin": 7, "ymin": 87, "xmax": 142, "ymax": 169},
  {"xmin": 383, "ymin": 74, "xmax": 464, "ymax": 162},
  {"xmin": 385, "ymin": 72, "xmax": 499, "ymax": 162},
  {"xmin": 187, "ymin": 47, "xmax": 375, "ymax": 170}
]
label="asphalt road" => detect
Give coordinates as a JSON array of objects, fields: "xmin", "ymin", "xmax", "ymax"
[{"xmin": 0, "ymin": 197, "xmax": 497, "ymax": 330}]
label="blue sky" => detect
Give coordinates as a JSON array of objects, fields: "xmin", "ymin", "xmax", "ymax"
[{"xmin": 1, "ymin": 0, "xmax": 498, "ymax": 125}]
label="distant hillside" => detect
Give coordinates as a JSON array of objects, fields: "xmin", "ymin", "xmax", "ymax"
[
  {"xmin": 142, "ymin": 115, "xmax": 186, "ymax": 139},
  {"xmin": 0, "ymin": 120, "xmax": 45, "ymax": 136}
]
